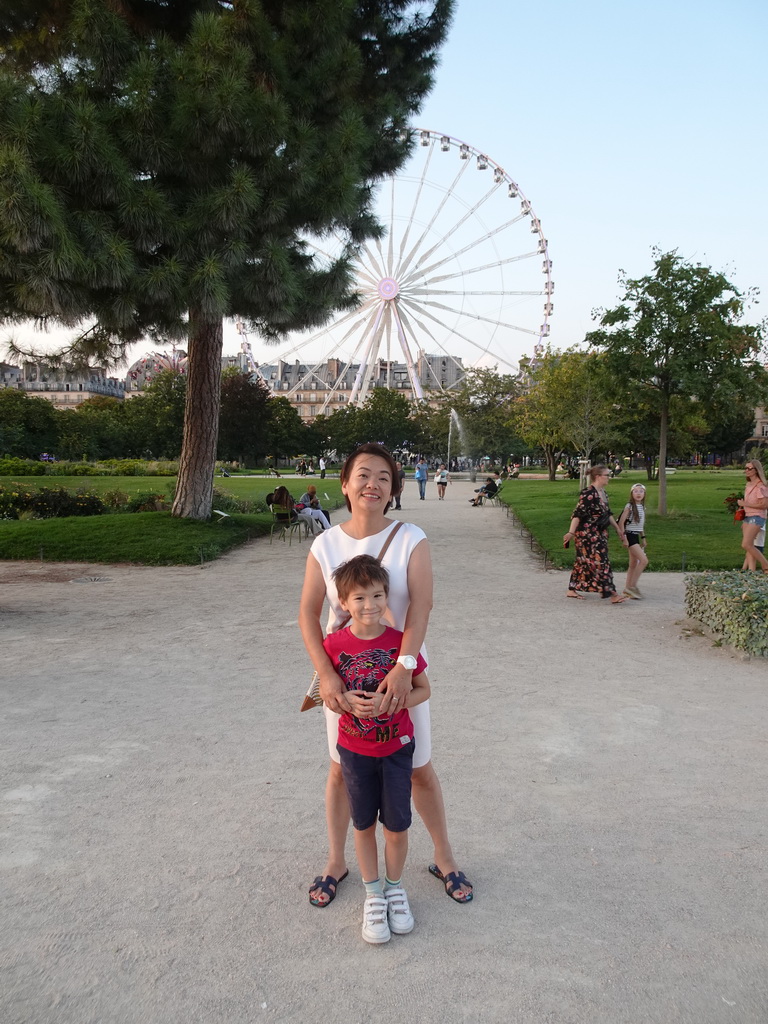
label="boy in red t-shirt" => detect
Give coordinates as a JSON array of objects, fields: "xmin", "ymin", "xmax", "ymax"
[{"xmin": 323, "ymin": 555, "xmax": 430, "ymax": 944}]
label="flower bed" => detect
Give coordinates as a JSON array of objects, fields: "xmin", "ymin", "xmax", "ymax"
[{"xmin": 685, "ymin": 571, "xmax": 768, "ymax": 658}]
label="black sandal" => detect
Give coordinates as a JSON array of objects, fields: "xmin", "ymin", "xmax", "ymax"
[
  {"xmin": 428, "ymin": 864, "xmax": 473, "ymax": 903},
  {"xmin": 308, "ymin": 869, "xmax": 349, "ymax": 907}
]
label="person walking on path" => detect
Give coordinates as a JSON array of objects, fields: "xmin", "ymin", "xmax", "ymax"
[
  {"xmin": 319, "ymin": 456, "xmax": 326, "ymax": 480},
  {"xmin": 434, "ymin": 464, "xmax": 450, "ymax": 501},
  {"xmin": 564, "ymin": 464, "xmax": 628, "ymax": 603},
  {"xmin": 737, "ymin": 459, "xmax": 768, "ymax": 571},
  {"xmin": 299, "ymin": 443, "xmax": 473, "ymax": 908},
  {"xmin": 618, "ymin": 483, "xmax": 648, "ymax": 599},
  {"xmin": 415, "ymin": 458, "xmax": 429, "ymax": 501},
  {"xmin": 394, "ymin": 461, "xmax": 405, "ymax": 510}
]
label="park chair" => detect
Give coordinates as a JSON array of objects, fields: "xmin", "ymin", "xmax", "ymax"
[
  {"xmin": 487, "ymin": 484, "xmax": 504, "ymax": 507},
  {"xmin": 270, "ymin": 505, "xmax": 304, "ymax": 545}
]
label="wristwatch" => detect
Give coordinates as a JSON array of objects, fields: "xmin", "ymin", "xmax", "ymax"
[{"xmin": 397, "ymin": 655, "xmax": 418, "ymax": 671}]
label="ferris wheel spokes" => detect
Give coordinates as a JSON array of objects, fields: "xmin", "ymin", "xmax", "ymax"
[
  {"xmin": 400, "ymin": 210, "xmax": 528, "ymax": 289},
  {"xmin": 269, "ymin": 128, "xmax": 553, "ymax": 406},
  {"xmin": 394, "ymin": 157, "xmax": 471, "ymax": 282}
]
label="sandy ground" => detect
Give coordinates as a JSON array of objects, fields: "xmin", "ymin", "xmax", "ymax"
[{"xmin": 1, "ymin": 478, "xmax": 767, "ymax": 1024}]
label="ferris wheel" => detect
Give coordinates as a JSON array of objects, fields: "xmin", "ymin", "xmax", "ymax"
[{"xmin": 269, "ymin": 128, "xmax": 554, "ymax": 409}]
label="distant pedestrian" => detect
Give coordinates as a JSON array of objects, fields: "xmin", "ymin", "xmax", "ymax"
[
  {"xmin": 618, "ymin": 483, "xmax": 648, "ymax": 599},
  {"xmin": 434, "ymin": 464, "xmax": 450, "ymax": 500},
  {"xmin": 564, "ymin": 465, "xmax": 628, "ymax": 603},
  {"xmin": 319, "ymin": 457, "xmax": 326, "ymax": 480},
  {"xmin": 415, "ymin": 458, "xmax": 428, "ymax": 500},
  {"xmin": 394, "ymin": 462, "xmax": 405, "ymax": 510}
]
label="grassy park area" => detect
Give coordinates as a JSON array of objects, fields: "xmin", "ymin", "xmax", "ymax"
[
  {"xmin": 0, "ymin": 476, "xmax": 346, "ymax": 565},
  {"xmin": 500, "ymin": 470, "xmax": 748, "ymax": 572},
  {"xmin": 0, "ymin": 470, "xmax": 750, "ymax": 570}
]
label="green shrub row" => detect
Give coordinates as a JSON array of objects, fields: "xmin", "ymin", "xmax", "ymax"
[
  {"xmin": 0, "ymin": 482, "xmax": 267, "ymax": 519},
  {"xmin": 0, "ymin": 458, "xmax": 179, "ymax": 476},
  {"xmin": 684, "ymin": 571, "xmax": 768, "ymax": 658},
  {"xmin": 0, "ymin": 484, "xmax": 107, "ymax": 518}
]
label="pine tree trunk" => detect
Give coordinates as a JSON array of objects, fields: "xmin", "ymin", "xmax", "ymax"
[
  {"xmin": 172, "ymin": 311, "xmax": 223, "ymax": 520},
  {"xmin": 658, "ymin": 398, "xmax": 669, "ymax": 516}
]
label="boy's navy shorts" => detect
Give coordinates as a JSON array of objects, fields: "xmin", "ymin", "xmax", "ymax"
[{"xmin": 337, "ymin": 740, "xmax": 415, "ymax": 833}]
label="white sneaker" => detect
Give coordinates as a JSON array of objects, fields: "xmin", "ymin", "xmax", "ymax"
[
  {"xmin": 362, "ymin": 894, "xmax": 391, "ymax": 944},
  {"xmin": 385, "ymin": 887, "xmax": 414, "ymax": 935}
]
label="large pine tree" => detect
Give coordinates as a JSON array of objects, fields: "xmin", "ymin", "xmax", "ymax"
[{"xmin": 0, "ymin": 0, "xmax": 453, "ymax": 516}]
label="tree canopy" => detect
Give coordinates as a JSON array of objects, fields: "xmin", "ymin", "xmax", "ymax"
[
  {"xmin": 587, "ymin": 250, "xmax": 767, "ymax": 513},
  {"xmin": 0, "ymin": 0, "xmax": 454, "ymax": 516}
]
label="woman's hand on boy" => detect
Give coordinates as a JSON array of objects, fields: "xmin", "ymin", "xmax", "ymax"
[
  {"xmin": 319, "ymin": 671, "xmax": 351, "ymax": 714},
  {"xmin": 376, "ymin": 664, "xmax": 413, "ymax": 715}
]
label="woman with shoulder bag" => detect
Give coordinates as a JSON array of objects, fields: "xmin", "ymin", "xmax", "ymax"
[{"xmin": 299, "ymin": 443, "xmax": 473, "ymax": 908}]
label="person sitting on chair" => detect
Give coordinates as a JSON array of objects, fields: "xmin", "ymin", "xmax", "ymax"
[
  {"xmin": 271, "ymin": 485, "xmax": 321, "ymax": 535},
  {"xmin": 299, "ymin": 484, "xmax": 332, "ymax": 527},
  {"xmin": 469, "ymin": 475, "xmax": 499, "ymax": 506}
]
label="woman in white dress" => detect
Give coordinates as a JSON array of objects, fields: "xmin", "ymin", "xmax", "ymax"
[{"xmin": 299, "ymin": 444, "xmax": 473, "ymax": 907}]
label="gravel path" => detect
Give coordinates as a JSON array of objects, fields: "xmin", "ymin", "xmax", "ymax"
[{"xmin": 2, "ymin": 479, "xmax": 767, "ymax": 1024}]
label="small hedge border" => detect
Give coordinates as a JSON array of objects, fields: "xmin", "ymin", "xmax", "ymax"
[
  {"xmin": 0, "ymin": 458, "xmax": 179, "ymax": 476},
  {"xmin": 684, "ymin": 571, "xmax": 768, "ymax": 658}
]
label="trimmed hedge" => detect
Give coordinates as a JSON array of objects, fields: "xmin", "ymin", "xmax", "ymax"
[
  {"xmin": 685, "ymin": 571, "xmax": 768, "ymax": 658},
  {"xmin": 0, "ymin": 458, "xmax": 178, "ymax": 476}
]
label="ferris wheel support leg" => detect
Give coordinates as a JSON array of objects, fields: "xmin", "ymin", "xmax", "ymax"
[
  {"xmin": 349, "ymin": 301, "xmax": 386, "ymax": 405},
  {"xmin": 391, "ymin": 303, "xmax": 425, "ymax": 400}
]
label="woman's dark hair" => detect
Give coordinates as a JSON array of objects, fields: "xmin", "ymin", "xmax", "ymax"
[
  {"xmin": 272, "ymin": 485, "xmax": 293, "ymax": 510},
  {"xmin": 339, "ymin": 443, "xmax": 400, "ymax": 512}
]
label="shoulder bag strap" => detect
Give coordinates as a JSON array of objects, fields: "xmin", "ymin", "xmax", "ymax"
[{"xmin": 375, "ymin": 520, "xmax": 404, "ymax": 563}]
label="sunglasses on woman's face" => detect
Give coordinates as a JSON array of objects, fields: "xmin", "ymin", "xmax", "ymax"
[{"xmin": 746, "ymin": 466, "xmax": 754, "ymax": 471}]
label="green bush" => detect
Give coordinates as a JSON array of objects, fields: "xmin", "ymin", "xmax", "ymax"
[
  {"xmin": 0, "ymin": 458, "xmax": 45, "ymax": 476},
  {"xmin": 45, "ymin": 461, "xmax": 99, "ymax": 476},
  {"xmin": 126, "ymin": 491, "xmax": 172, "ymax": 512},
  {"xmin": 685, "ymin": 571, "xmax": 768, "ymax": 658},
  {"xmin": 210, "ymin": 486, "xmax": 262, "ymax": 514},
  {"xmin": 100, "ymin": 488, "xmax": 131, "ymax": 510},
  {"xmin": 0, "ymin": 483, "xmax": 36, "ymax": 518},
  {"xmin": 29, "ymin": 487, "xmax": 107, "ymax": 518},
  {"xmin": 93, "ymin": 459, "xmax": 178, "ymax": 476}
]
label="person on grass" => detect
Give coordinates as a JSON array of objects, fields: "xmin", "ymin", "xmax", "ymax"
[
  {"xmin": 324, "ymin": 555, "xmax": 430, "ymax": 944},
  {"xmin": 618, "ymin": 483, "xmax": 648, "ymax": 599},
  {"xmin": 564, "ymin": 464, "xmax": 628, "ymax": 603},
  {"xmin": 299, "ymin": 443, "xmax": 473, "ymax": 909}
]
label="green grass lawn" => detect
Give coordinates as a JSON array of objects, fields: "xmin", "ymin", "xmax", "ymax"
[
  {"xmin": 0, "ymin": 476, "xmax": 346, "ymax": 565},
  {"xmin": 500, "ymin": 470, "xmax": 749, "ymax": 572},
  {"xmin": 0, "ymin": 475, "xmax": 346, "ymax": 505},
  {"xmin": 0, "ymin": 511, "xmax": 275, "ymax": 565}
]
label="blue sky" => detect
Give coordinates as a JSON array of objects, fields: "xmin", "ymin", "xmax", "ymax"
[
  {"xmin": 415, "ymin": 0, "xmax": 767, "ymax": 353},
  {"xmin": 5, "ymin": 0, "xmax": 767, "ymax": 371}
]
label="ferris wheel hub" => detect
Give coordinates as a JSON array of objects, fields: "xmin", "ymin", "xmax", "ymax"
[{"xmin": 377, "ymin": 277, "xmax": 400, "ymax": 300}]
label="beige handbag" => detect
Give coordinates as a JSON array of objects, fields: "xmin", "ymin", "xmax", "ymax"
[{"xmin": 300, "ymin": 521, "xmax": 404, "ymax": 711}]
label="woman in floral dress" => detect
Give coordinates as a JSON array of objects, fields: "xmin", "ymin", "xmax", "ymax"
[{"xmin": 563, "ymin": 465, "xmax": 628, "ymax": 603}]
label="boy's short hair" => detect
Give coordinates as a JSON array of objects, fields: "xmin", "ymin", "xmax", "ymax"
[{"xmin": 332, "ymin": 555, "xmax": 390, "ymax": 601}]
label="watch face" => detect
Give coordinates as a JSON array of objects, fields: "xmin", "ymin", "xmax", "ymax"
[{"xmin": 398, "ymin": 655, "xmax": 417, "ymax": 670}]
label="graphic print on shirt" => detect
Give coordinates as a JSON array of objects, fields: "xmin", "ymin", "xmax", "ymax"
[{"xmin": 337, "ymin": 645, "xmax": 399, "ymax": 741}]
